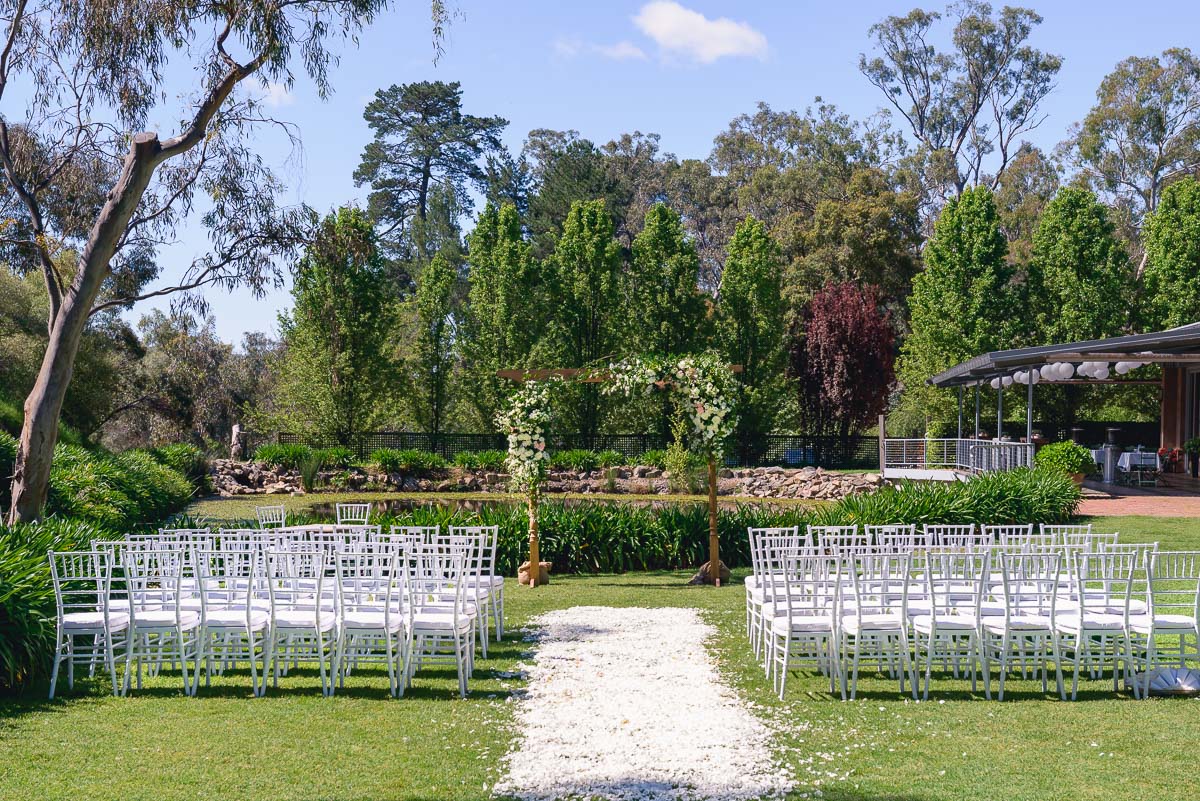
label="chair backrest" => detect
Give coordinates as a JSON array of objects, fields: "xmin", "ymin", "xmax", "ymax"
[
  {"xmin": 335, "ymin": 549, "xmax": 400, "ymax": 620},
  {"xmin": 762, "ymin": 545, "xmax": 836, "ymax": 621},
  {"xmin": 390, "ymin": 525, "xmax": 440, "ymax": 544},
  {"xmin": 1040, "ymin": 523, "xmax": 1091, "ymax": 545},
  {"xmin": 257, "ymin": 504, "xmax": 287, "ymax": 528},
  {"xmin": 866, "ymin": 524, "xmax": 923, "ymax": 552},
  {"xmin": 1147, "ymin": 551, "xmax": 1200, "ymax": 622},
  {"xmin": 817, "ymin": 530, "xmax": 871, "ymax": 556},
  {"xmin": 748, "ymin": 527, "xmax": 803, "ymax": 576},
  {"xmin": 1070, "ymin": 549, "xmax": 1139, "ymax": 620},
  {"xmin": 841, "ymin": 553, "xmax": 910, "ymax": 620},
  {"xmin": 997, "ymin": 551, "xmax": 1061, "ymax": 619},
  {"xmin": 335, "ymin": 502, "xmax": 371, "ymax": 525},
  {"xmin": 266, "ymin": 548, "xmax": 331, "ymax": 615},
  {"xmin": 406, "ymin": 543, "xmax": 470, "ymax": 620},
  {"xmin": 983, "ymin": 524, "xmax": 1032, "ymax": 544},
  {"xmin": 194, "ymin": 548, "xmax": 261, "ymax": 620},
  {"xmin": 924, "ymin": 550, "xmax": 990, "ymax": 620},
  {"xmin": 451, "ymin": 525, "xmax": 500, "ymax": 575},
  {"xmin": 924, "ymin": 524, "xmax": 978, "ymax": 548},
  {"xmin": 125, "ymin": 549, "xmax": 190, "ymax": 620},
  {"xmin": 48, "ymin": 550, "xmax": 116, "ymax": 624}
]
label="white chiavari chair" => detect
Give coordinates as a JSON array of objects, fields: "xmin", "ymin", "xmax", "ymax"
[
  {"xmin": 867, "ymin": 524, "xmax": 923, "ymax": 552},
  {"xmin": 257, "ymin": 504, "xmax": 286, "ymax": 529},
  {"xmin": 123, "ymin": 548, "xmax": 201, "ymax": 695},
  {"xmin": 333, "ymin": 549, "xmax": 406, "ymax": 696},
  {"xmin": 766, "ymin": 546, "xmax": 838, "ymax": 699},
  {"xmin": 747, "ymin": 526, "xmax": 802, "ymax": 657},
  {"xmin": 913, "ymin": 550, "xmax": 990, "ymax": 698},
  {"xmin": 335, "ymin": 502, "xmax": 371, "ymax": 525},
  {"xmin": 48, "ymin": 550, "xmax": 129, "ymax": 698},
  {"xmin": 195, "ymin": 548, "xmax": 271, "ymax": 696},
  {"xmin": 924, "ymin": 524, "xmax": 974, "ymax": 547},
  {"xmin": 265, "ymin": 548, "xmax": 336, "ymax": 695},
  {"xmin": 983, "ymin": 524, "xmax": 1032, "ymax": 545},
  {"xmin": 1129, "ymin": 551, "xmax": 1200, "ymax": 699},
  {"xmin": 1055, "ymin": 550, "xmax": 1138, "ymax": 699},
  {"xmin": 836, "ymin": 553, "xmax": 916, "ymax": 700},
  {"xmin": 452, "ymin": 525, "xmax": 504, "ymax": 643},
  {"xmin": 981, "ymin": 551, "xmax": 1064, "ymax": 700},
  {"xmin": 1040, "ymin": 523, "xmax": 1091, "ymax": 546},
  {"xmin": 403, "ymin": 542, "xmax": 475, "ymax": 698}
]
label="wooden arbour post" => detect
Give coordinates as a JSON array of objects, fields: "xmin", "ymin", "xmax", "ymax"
[{"xmin": 498, "ymin": 361, "xmax": 741, "ymax": 587}]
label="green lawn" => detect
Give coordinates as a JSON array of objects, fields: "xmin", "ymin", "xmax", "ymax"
[{"xmin": 2, "ymin": 516, "xmax": 1198, "ymax": 800}]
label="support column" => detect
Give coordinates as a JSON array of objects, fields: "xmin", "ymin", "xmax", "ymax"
[
  {"xmin": 974, "ymin": 383, "xmax": 981, "ymax": 438},
  {"xmin": 997, "ymin": 385, "xmax": 1003, "ymax": 440},
  {"xmin": 1026, "ymin": 378, "xmax": 1034, "ymax": 444},
  {"xmin": 957, "ymin": 385, "xmax": 964, "ymax": 439}
]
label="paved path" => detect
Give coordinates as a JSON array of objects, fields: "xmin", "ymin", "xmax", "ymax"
[
  {"xmin": 1080, "ymin": 494, "xmax": 1200, "ymax": 517},
  {"xmin": 494, "ymin": 606, "xmax": 790, "ymax": 801}
]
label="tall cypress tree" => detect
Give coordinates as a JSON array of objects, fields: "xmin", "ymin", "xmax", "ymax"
[{"xmin": 1143, "ymin": 177, "xmax": 1200, "ymax": 330}]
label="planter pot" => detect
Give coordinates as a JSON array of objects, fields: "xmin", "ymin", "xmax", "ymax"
[{"xmin": 518, "ymin": 560, "xmax": 551, "ymax": 586}]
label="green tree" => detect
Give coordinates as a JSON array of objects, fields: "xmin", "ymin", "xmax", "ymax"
[
  {"xmin": 896, "ymin": 187, "xmax": 1019, "ymax": 432},
  {"xmin": 355, "ymin": 80, "xmax": 507, "ymax": 259},
  {"xmin": 717, "ymin": 216, "xmax": 787, "ymax": 462},
  {"xmin": 547, "ymin": 200, "xmax": 622, "ymax": 439},
  {"xmin": 860, "ymin": 3, "xmax": 1061, "ymax": 199},
  {"xmin": 1028, "ymin": 187, "xmax": 1133, "ymax": 344},
  {"xmin": 1, "ymin": 0, "xmax": 419, "ymax": 523},
  {"xmin": 273, "ymin": 207, "xmax": 396, "ymax": 443},
  {"xmin": 460, "ymin": 202, "xmax": 544, "ymax": 431},
  {"xmin": 1065, "ymin": 48, "xmax": 1200, "ymax": 228},
  {"xmin": 406, "ymin": 252, "xmax": 458, "ymax": 434},
  {"xmin": 993, "ymin": 144, "xmax": 1061, "ymax": 265},
  {"xmin": 525, "ymin": 130, "xmax": 623, "ymax": 258},
  {"xmin": 1143, "ymin": 177, "xmax": 1200, "ymax": 329}
]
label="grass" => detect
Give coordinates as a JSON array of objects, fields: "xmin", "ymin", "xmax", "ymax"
[
  {"xmin": 185, "ymin": 490, "xmax": 825, "ymax": 524},
  {"xmin": 2, "ymin": 515, "xmax": 1198, "ymax": 800}
]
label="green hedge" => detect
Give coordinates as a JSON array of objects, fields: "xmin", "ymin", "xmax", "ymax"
[
  {"xmin": 370, "ymin": 448, "xmax": 446, "ymax": 473},
  {"xmin": 253, "ymin": 443, "xmax": 312, "ymax": 470},
  {"xmin": 452, "ymin": 450, "xmax": 507, "ymax": 470},
  {"xmin": 149, "ymin": 443, "xmax": 211, "ymax": 493}
]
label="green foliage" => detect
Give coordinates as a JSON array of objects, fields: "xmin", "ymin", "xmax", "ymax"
[
  {"xmin": 148, "ymin": 443, "xmax": 210, "ymax": 494},
  {"xmin": 896, "ymin": 186, "xmax": 1019, "ymax": 433},
  {"xmin": 637, "ymin": 449, "xmax": 668, "ymax": 469},
  {"xmin": 595, "ymin": 450, "xmax": 624, "ymax": 469},
  {"xmin": 664, "ymin": 415, "xmax": 702, "ymax": 493},
  {"xmin": 272, "ymin": 206, "xmax": 397, "ymax": 441},
  {"xmin": 1034, "ymin": 442, "xmax": 1096, "ymax": 476},
  {"xmin": 313, "ymin": 446, "xmax": 355, "ymax": 469},
  {"xmin": 718, "ymin": 216, "xmax": 787, "ymax": 461},
  {"xmin": 815, "ymin": 468, "xmax": 1081, "ymax": 528},
  {"xmin": 299, "ymin": 451, "xmax": 325, "ymax": 493},
  {"xmin": 44, "ymin": 445, "xmax": 191, "ymax": 531},
  {"xmin": 1028, "ymin": 187, "xmax": 1133, "ymax": 342},
  {"xmin": 551, "ymin": 449, "xmax": 598, "ymax": 472},
  {"xmin": 451, "ymin": 450, "xmax": 507, "ymax": 470},
  {"xmin": 406, "ymin": 252, "xmax": 459, "ymax": 434},
  {"xmin": 253, "ymin": 443, "xmax": 313, "ymax": 470},
  {"xmin": 369, "ymin": 448, "xmax": 446, "ymax": 474},
  {"xmin": 1143, "ymin": 176, "xmax": 1200, "ymax": 330},
  {"xmin": 627, "ymin": 203, "xmax": 709, "ymax": 356},
  {"xmin": 1185, "ymin": 438, "xmax": 1200, "ymax": 455},
  {"xmin": 0, "ymin": 430, "xmax": 16, "ymax": 511}
]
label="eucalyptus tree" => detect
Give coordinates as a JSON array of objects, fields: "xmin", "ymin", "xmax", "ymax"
[
  {"xmin": 0, "ymin": 0, "xmax": 445, "ymax": 521},
  {"xmin": 860, "ymin": 2, "xmax": 1061, "ymax": 200}
]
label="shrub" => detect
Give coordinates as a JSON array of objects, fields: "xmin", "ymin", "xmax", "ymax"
[
  {"xmin": 253, "ymin": 443, "xmax": 312, "ymax": 470},
  {"xmin": 44, "ymin": 445, "xmax": 192, "ymax": 531},
  {"xmin": 313, "ymin": 446, "xmax": 355, "ymax": 469},
  {"xmin": 595, "ymin": 450, "xmax": 625, "ymax": 468},
  {"xmin": 299, "ymin": 451, "xmax": 325, "ymax": 492},
  {"xmin": 370, "ymin": 448, "xmax": 446, "ymax": 474},
  {"xmin": 664, "ymin": 416, "xmax": 703, "ymax": 493},
  {"xmin": 636, "ymin": 449, "xmax": 668, "ymax": 469},
  {"xmin": 0, "ymin": 430, "xmax": 16, "ymax": 511},
  {"xmin": 552, "ymin": 449, "xmax": 598, "ymax": 472},
  {"xmin": 149, "ymin": 443, "xmax": 210, "ymax": 493},
  {"xmin": 1034, "ymin": 441, "xmax": 1095, "ymax": 476}
]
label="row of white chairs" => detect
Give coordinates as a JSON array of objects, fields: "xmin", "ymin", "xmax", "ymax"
[
  {"xmin": 791, "ymin": 523, "xmax": 1109, "ymax": 552},
  {"xmin": 746, "ymin": 527, "xmax": 1200, "ymax": 702},
  {"xmin": 255, "ymin": 502, "xmax": 370, "ymax": 529},
  {"xmin": 47, "ymin": 525, "xmax": 503, "ymax": 700}
]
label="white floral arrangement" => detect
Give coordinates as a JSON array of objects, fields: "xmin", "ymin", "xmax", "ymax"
[
  {"xmin": 604, "ymin": 352, "xmax": 737, "ymax": 459},
  {"xmin": 495, "ymin": 380, "xmax": 557, "ymax": 497}
]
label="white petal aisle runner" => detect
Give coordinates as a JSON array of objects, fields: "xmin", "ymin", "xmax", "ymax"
[{"xmin": 494, "ymin": 606, "xmax": 791, "ymax": 801}]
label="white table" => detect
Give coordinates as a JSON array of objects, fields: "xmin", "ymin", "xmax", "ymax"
[{"xmin": 1118, "ymin": 451, "xmax": 1159, "ymax": 471}]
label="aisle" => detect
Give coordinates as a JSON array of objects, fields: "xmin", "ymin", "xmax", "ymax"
[{"xmin": 494, "ymin": 606, "xmax": 791, "ymax": 801}]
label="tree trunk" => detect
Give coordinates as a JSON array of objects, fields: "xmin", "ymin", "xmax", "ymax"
[
  {"xmin": 707, "ymin": 456, "xmax": 720, "ymax": 586},
  {"xmin": 7, "ymin": 133, "xmax": 162, "ymax": 524}
]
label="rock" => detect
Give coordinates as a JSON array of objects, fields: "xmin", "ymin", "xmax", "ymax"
[
  {"xmin": 518, "ymin": 560, "xmax": 552, "ymax": 586},
  {"xmin": 644, "ymin": 468, "xmax": 663, "ymax": 478},
  {"xmin": 435, "ymin": 480, "xmax": 455, "ymax": 492},
  {"xmin": 687, "ymin": 560, "xmax": 732, "ymax": 585}
]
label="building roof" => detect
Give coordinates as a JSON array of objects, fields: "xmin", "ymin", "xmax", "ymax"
[{"xmin": 927, "ymin": 322, "xmax": 1200, "ymax": 387}]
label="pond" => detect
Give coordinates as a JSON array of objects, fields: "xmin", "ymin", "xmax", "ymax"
[{"xmin": 307, "ymin": 494, "xmax": 788, "ymax": 519}]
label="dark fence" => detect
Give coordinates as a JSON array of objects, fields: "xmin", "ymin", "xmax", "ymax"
[{"xmin": 253, "ymin": 431, "xmax": 881, "ymax": 469}]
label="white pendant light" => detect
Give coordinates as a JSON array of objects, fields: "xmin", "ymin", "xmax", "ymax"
[
  {"xmin": 990, "ymin": 377, "xmax": 1001, "ymax": 389},
  {"xmin": 1115, "ymin": 361, "xmax": 1131, "ymax": 375},
  {"xmin": 1094, "ymin": 363, "xmax": 1110, "ymax": 380},
  {"xmin": 1040, "ymin": 364, "xmax": 1056, "ymax": 381},
  {"xmin": 1002, "ymin": 375, "xmax": 1013, "ymax": 387},
  {"xmin": 1058, "ymin": 362, "xmax": 1075, "ymax": 379}
]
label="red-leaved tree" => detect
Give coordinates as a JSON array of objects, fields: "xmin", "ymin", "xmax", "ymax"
[{"xmin": 791, "ymin": 282, "xmax": 896, "ymax": 439}]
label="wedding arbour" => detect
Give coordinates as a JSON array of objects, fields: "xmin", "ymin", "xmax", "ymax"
[{"xmin": 495, "ymin": 353, "xmax": 740, "ymax": 587}]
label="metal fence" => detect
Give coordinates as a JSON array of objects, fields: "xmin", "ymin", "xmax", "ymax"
[
  {"xmin": 882, "ymin": 438, "xmax": 1035, "ymax": 476},
  {"xmin": 253, "ymin": 431, "xmax": 881, "ymax": 469}
]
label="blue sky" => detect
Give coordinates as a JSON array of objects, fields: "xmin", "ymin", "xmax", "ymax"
[{"xmin": 133, "ymin": 0, "xmax": 1200, "ymax": 344}]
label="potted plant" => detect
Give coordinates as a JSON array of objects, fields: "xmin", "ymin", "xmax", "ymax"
[
  {"xmin": 1184, "ymin": 438, "xmax": 1200, "ymax": 478},
  {"xmin": 1034, "ymin": 440, "xmax": 1095, "ymax": 485}
]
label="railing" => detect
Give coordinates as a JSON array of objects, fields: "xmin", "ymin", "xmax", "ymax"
[{"xmin": 882, "ymin": 438, "xmax": 1034, "ymax": 477}]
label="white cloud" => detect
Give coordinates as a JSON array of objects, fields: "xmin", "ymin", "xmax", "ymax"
[
  {"xmin": 594, "ymin": 40, "xmax": 649, "ymax": 61},
  {"xmin": 259, "ymin": 81, "xmax": 294, "ymax": 109},
  {"xmin": 554, "ymin": 37, "xmax": 648, "ymax": 62},
  {"xmin": 633, "ymin": 1, "xmax": 767, "ymax": 64}
]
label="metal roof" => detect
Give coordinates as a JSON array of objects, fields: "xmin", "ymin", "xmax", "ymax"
[{"xmin": 927, "ymin": 322, "xmax": 1200, "ymax": 387}]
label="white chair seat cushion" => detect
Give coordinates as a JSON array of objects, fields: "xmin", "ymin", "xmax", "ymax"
[
  {"xmin": 204, "ymin": 609, "xmax": 269, "ymax": 630},
  {"xmin": 411, "ymin": 610, "xmax": 472, "ymax": 632},
  {"xmin": 133, "ymin": 609, "xmax": 200, "ymax": 630},
  {"xmin": 1129, "ymin": 614, "xmax": 1198, "ymax": 632},
  {"xmin": 272, "ymin": 609, "xmax": 335, "ymax": 631},
  {"xmin": 842, "ymin": 613, "xmax": 906, "ymax": 633},
  {"xmin": 342, "ymin": 611, "xmax": 404, "ymax": 632},
  {"xmin": 769, "ymin": 614, "xmax": 834, "ymax": 634},
  {"xmin": 913, "ymin": 614, "xmax": 977, "ymax": 632},
  {"xmin": 1055, "ymin": 613, "xmax": 1126, "ymax": 632},
  {"xmin": 63, "ymin": 611, "xmax": 129, "ymax": 631},
  {"xmin": 982, "ymin": 614, "xmax": 1052, "ymax": 632}
]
